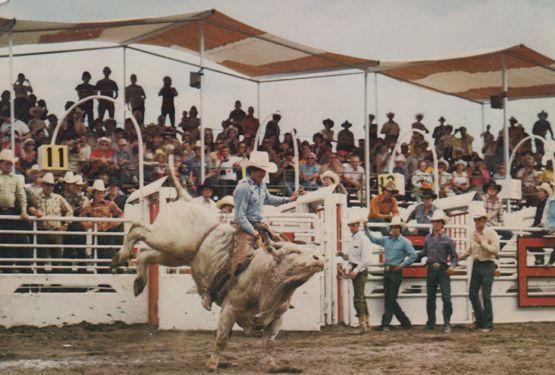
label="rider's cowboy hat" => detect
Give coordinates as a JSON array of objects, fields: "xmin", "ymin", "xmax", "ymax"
[{"xmin": 243, "ymin": 151, "xmax": 278, "ymax": 173}]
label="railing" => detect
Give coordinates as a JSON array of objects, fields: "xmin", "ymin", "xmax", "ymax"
[{"xmin": 0, "ymin": 215, "xmax": 132, "ymax": 274}]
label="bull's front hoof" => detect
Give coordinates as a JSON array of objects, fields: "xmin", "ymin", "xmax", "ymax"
[
  {"xmin": 110, "ymin": 253, "xmax": 121, "ymax": 272},
  {"xmin": 206, "ymin": 356, "xmax": 219, "ymax": 372},
  {"xmin": 133, "ymin": 277, "xmax": 147, "ymax": 297}
]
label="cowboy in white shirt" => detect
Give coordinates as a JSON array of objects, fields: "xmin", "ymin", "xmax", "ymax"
[
  {"xmin": 338, "ymin": 209, "xmax": 371, "ymax": 332},
  {"xmin": 192, "ymin": 183, "xmax": 219, "ymax": 213}
]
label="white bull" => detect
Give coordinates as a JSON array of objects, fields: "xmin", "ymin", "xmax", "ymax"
[{"xmin": 112, "ymin": 159, "xmax": 324, "ymax": 371}]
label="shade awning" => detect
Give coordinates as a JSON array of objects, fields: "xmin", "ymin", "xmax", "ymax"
[
  {"xmin": 0, "ymin": 9, "xmax": 378, "ymax": 78},
  {"xmin": 376, "ymin": 45, "xmax": 555, "ymax": 103}
]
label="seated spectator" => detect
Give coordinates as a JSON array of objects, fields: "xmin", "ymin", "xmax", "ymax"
[
  {"xmin": 375, "ymin": 144, "xmax": 391, "ymax": 174},
  {"xmin": 273, "ymin": 151, "xmax": 296, "ymax": 195},
  {"xmin": 81, "ymin": 179, "xmax": 123, "ymax": 267},
  {"xmin": 492, "ymin": 163, "xmax": 507, "ymax": 180},
  {"xmin": 516, "ymin": 155, "xmax": 540, "ymax": 202},
  {"xmin": 28, "ymin": 106, "xmax": 47, "ymax": 135},
  {"xmin": 368, "ymin": 180, "xmax": 400, "ymax": 234},
  {"xmin": 152, "ymin": 149, "xmax": 168, "ymax": 180},
  {"xmin": 28, "ymin": 172, "xmax": 73, "ymax": 272},
  {"xmin": 406, "ymin": 188, "xmax": 437, "ymax": 235},
  {"xmin": 342, "ymin": 155, "xmax": 364, "ymax": 196},
  {"xmin": 411, "ymin": 160, "xmax": 434, "ymax": 200},
  {"xmin": 437, "ymin": 159, "xmax": 453, "ymax": 197},
  {"xmin": 469, "ymin": 160, "xmax": 490, "ymax": 192},
  {"xmin": 451, "ymin": 160, "xmax": 469, "ymax": 194},
  {"xmin": 106, "ymin": 180, "xmax": 127, "ymax": 210},
  {"xmin": 300, "ymin": 152, "xmax": 320, "ymax": 191},
  {"xmin": 217, "ymin": 145, "xmax": 242, "ymax": 196},
  {"xmin": 90, "ymin": 137, "xmax": 115, "ymax": 177}
]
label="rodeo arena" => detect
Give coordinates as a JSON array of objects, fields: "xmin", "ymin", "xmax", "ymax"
[{"xmin": 0, "ymin": 7, "xmax": 555, "ymax": 374}]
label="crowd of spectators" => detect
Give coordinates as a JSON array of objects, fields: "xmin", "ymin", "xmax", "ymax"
[{"xmin": 1, "ymin": 68, "xmax": 554, "ymax": 272}]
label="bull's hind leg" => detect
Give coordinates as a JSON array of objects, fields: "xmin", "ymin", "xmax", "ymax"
[
  {"xmin": 111, "ymin": 223, "xmax": 150, "ymax": 271},
  {"xmin": 206, "ymin": 304, "xmax": 237, "ymax": 371},
  {"xmin": 134, "ymin": 249, "xmax": 186, "ymax": 297}
]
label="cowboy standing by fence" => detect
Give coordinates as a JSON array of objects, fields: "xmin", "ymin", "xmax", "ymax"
[
  {"xmin": 366, "ymin": 216, "xmax": 416, "ymax": 331},
  {"xmin": 339, "ymin": 211, "xmax": 372, "ymax": 333},
  {"xmin": 460, "ymin": 207, "xmax": 500, "ymax": 333},
  {"xmin": 415, "ymin": 210, "xmax": 458, "ymax": 333}
]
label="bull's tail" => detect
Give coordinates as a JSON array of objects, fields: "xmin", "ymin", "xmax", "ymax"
[{"xmin": 168, "ymin": 154, "xmax": 193, "ymax": 202}]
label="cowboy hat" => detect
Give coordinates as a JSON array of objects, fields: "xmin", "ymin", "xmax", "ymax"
[
  {"xmin": 92, "ymin": 179, "xmax": 107, "ymax": 192},
  {"xmin": 430, "ymin": 209, "xmax": 449, "ymax": 224},
  {"xmin": 243, "ymin": 151, "xmax": 278, "ymax": 173},
  {"xmin": 421, "ymin": 188, "xmax": 437, "ymax": 200},
  {"xmin": 438, "ymin": 116, "xmax": 446, "ymax": 122},
  {"xmin": 216, "ymin": 195, "xmax": 235, "ymax": 210},
  {"xmin": 28, "ymin": 106, "xmax": 44, "ymax": 117},
  {"xmin": 320, "ymin": 170, "xmax": 340, "ymax": 185},
  {"xmin": 42, "ymin": 172, "xmax": 55, "ymax": 185},
  {"xmin": 0, "ymin": 149, "xmax": 18, "ymax": 163},
  {"xmin": 437, "ymin": 158, "xmax": 449, "ymax": 168},
  {"xmin": 72, "ymin": 174, "xmax": 85, "ymax": 186},
  {"xmin": 453, "ymin": 159, "xmax": 467, "ymax": 168},
  {"xmin": 98, "ymin": 137, "xmax": 111, "ymax": 144},
  {"xmin": 347, "ymin": 207, "xmax": 368, "ymax": 225},
  {"xmin": 382, "ymin": 180, "xmax": 399, "ymax": 194},
  {"xmin": 341, "ymin": 121, "xmax": 353, "ymax": 128},
  {"xmin": 538, "ymin": 110, "xmax": 548, "ymax": 118},
  {"xmin": 415, "ymin": 113, "xmax": 424, "ymax": 119},
  {"xmin": 389, "ymin": 216, "xmax": 404, "ymax": 228},
  {"xmin": 322, "ymin": 118, "xmax": 334, "ymax": 127},
  {"xmin": 386, "ymin": 111, "xmax": 395, "ymax": 117},
  {"xmin": 508, "ymin": 116, "xmax": 518, "ymax": 123},
  {"xmin": 483, "ymin": 181, "xmax": 502, "ymax": 193},
  {"xmin": 62, "ymin": 171, "xmax": 75, "ymax": 183},
  {"xmin": 472, "ymin": 206, "xmax": 489, "ymax": 220},
  {"xmin": 538, "ymin": 182, "xmax": 553, "ymax": 197}
]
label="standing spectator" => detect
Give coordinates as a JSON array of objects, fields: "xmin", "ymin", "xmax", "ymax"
[
  {"xmin": 64, "ymin": 174, "xmax": 89, "ymax": 271},
  {"xmin": 482, "ymin": 181, "xmax": 512, "ymax": 248},
  {"xmin": 264, "ymin": 113, "xmax": 281, "ymax": 142},
  {"xmin": 438, "ymin": 125, "xmax": 454, "ymax": 160},
  {"xmin": 75, "ymin": 71, "xmax": 96, "ymax": 127},
  {"xmin": 337, "ymin": 121, "xmax": 355, "ymax": 152},
  {"xmin": 229, "ymin": 100, "xmax": 246, "ymax": 125},
  {"xmin": 13, "ymin": 73, "xmax": 33, "ymax": 122},
  {"xmin": 412, "ymin": 113, "xmax": 429, "ymax": 134},
  {"xmin": 432, "ymin": 116, "xmax": 447, "ymax": 146},
  {"xmin": 300, "ymin": 152, "xmax": 321, "ymax": 191},
  {"xmin": 381, "ymin": 112, "xmax": 400, "ymax": 145},
  {"xmin": 320, "ymin": 118, "xmax": 334, "ymax": 143},
  {"xmin": 81, "ymin": 179, "xmax": 123, "ymax": 267},
  {"xmin": 184, "ymin": 106, "xmax": 200, "ymax": 141},
  {"xmin": 452, "ymin": 127, "xmax": 474, "ymax": 156},
  {"xmin": 241, "ymin": 106, "xmax": 260, "ymax": 140},
  {"xmin": 124, "ymin": 74, "xmax": 146, "ymax": 124},
  {"xmin": 28, "ymin": 173, "xmax": 73, "ymax": 272},
  {"xmin": 96, "ymin": 66, "xmax": 119, "ymax": 121},
  {"xmin": 159, "ymin": 76, "xmax": 178, "ymax": 127},
  {"xmin": 0, "ymin": 90, "xmax": 10, "ymax": 113},
  {"xmin": 460, "ymin": 207, "xmax": 500, "ymax": 333},
  {"xmin": 414, "ymin": 210, "xmax": 457, "ymax": 333},
  {"xmin": 365, "ymin": 217, "xmax": 417, "ymax": 331},
  {"xmin": 192, "ymin": 184, "xmax": 218, "ymax": 213},
  {"xmin": 0, "ymin": 149, "xmax": 29, "ymax": 273},
  {"xmin": 532, "ymin": 110, "xmax": 553, "ymax": 158},
  {"xmin": 481, "ymin": 125, "xmax": 497, "ymax": 171}
]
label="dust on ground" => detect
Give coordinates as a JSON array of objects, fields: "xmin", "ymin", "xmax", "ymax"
[{"xmin": 0, "ymin": 322, "xmax": 553, "ymax": 374}]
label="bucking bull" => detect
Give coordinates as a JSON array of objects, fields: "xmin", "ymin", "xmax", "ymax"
[{"xmin": 110, "ymin": 158, "xmax": 324, "ymax": 372}]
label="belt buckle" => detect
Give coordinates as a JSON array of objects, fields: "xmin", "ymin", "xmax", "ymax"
[
  {"xmin": 432, "ymin": 263, "xmax": 441, "ymax": 270},
  {"xmin": 384, "ymin": 265, "xmax": 391, "ymax": 271}
]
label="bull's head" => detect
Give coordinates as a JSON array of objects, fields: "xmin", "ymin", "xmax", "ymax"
[{"xmin": 268, "ymin": 242, "xmax": 325, "ymax": 288}]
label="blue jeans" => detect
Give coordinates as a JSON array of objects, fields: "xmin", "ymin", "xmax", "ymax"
[{"xmin": 469, "ymin": 261, "xmax": 495, "ymax": 328}]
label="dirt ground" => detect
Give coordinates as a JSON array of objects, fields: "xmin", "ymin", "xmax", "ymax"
[{"xmin": 0, "ymin": 322, "xmax": 554, "ymax": 374}]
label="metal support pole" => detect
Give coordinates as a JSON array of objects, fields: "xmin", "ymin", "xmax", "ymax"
[
  {"xmin": 8, "ymin": 30, "xmax": 15, "ymax": 152},
  {"xmin": 257, "ymin": 81, "xmax": 261, "ymax": 118},
  {"xmin": 374, "ymin": 73, "xmax": 379, "ymax": 129},
  {"xmin": 480, "ymin": 103, "xmax": 485, "ymax": 134},
  {"xmin": 364, "ymin": 72, "xmax": 370, "ymax": 208},
  {"xmin": 121, "ymin": 46, "xmax": 127, "ymax": 125},
  {"xmin": 199, "ymin": 21, "xmax": 206, "ymax": 183},
  {"xmin": 502, "ymin": 55, "xmax": 509, "ymax": 171}
]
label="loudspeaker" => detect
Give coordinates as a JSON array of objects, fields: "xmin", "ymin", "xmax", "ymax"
[
  {"xmin": 190, "ymin": 71, "xmax": 202, "ymax": 89},
  {"xmin": 490, "ymin": 95, "xmax": 503, "ymax": 109}
]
